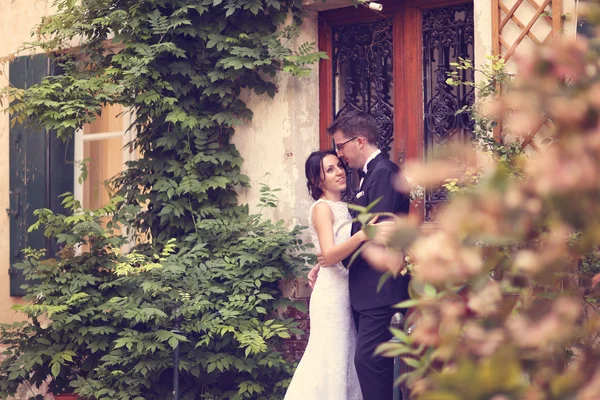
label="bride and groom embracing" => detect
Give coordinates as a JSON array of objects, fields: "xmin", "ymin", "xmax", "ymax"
[{"xmin": 284, "ymin": 111, "xmax": 411, "ymax": 400}]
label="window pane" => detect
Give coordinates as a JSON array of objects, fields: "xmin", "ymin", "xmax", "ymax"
[
  {"xmin": 81, "ymin": 104, "xmax": 125, "ymax": 210},
  {"xmin": 83, "ymin": 104, "xmax": 124, "ymax": 134},
  {"xmin": 83, "ymin": 137, "xmax": 124, "ymax": 210}
]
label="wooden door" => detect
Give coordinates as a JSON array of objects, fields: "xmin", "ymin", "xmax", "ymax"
[{"xmin": 319, "ymin": 0, "xmax": 474, "ymax": 221}]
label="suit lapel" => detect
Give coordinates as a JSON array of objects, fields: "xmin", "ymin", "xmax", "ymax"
[{"xmin": 350, "ymin": 153, "xmax": 384, "ymax": 223}]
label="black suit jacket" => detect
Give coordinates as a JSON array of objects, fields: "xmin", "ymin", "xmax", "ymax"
[{"xmin": 344, "ymin": 153, "xmax": 411, "ymax": 311}]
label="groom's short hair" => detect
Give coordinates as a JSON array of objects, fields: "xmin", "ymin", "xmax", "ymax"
[{"xmin": 326, "ymin": 111, "xmax": 379, "ymax": 145}]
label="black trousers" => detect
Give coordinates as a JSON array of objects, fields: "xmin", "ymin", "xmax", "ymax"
[{"xmin": 352, "ymin": 306, "xmax": 398, "ymax": 400}]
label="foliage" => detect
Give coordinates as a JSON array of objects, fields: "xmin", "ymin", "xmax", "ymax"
[
  {"xmin": 444, "ymin": 56, "xmax": 522, "ymax": 190},
  {"xmin": 0, "ymin": 195, "xmax": 129, "ymax": 398},
  {"xmin": 0, "ymin": 0, "xmax": 327, "ymax": 244},
  {"xmin": 0, "ymin": 189, "xmax": 312, "ymax": 399},
  {"xmin": 73, "ymin": 186, "xmax": 312, "ymax": 400},
  {"xmin": 366, "ymin": 7, "xmax": 600, "ymax": 400},
  {"xmin": 0, "ymin": 0, "xmax": 323, "ymax": 398},
  {"xmin": 446, "ymin": 56, "xmax": 517, "ymax": 163}
]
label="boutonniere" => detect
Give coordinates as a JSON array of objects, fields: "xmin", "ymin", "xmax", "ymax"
[{"xmin": 356, "ymin": 191, "xmax": 365, "ymax": 199}]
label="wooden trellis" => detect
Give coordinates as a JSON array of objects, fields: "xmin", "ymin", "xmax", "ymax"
[
  {"xmin": 493, "ymin": 0, "xmax": 563, "ymax": 61},
  {"xmin": 492, "ymin": 0, "xmax": 563, "ymax": 151}
]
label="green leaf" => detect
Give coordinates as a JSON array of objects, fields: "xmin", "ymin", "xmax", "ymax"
[
  {"xmin": 423, "ymin": 284, "xmax": 437, "ymax": 298},
  {"xmin": 393, "ymin": 299, "xmax": 420, "ymax": 309},
  {"xmin": 377, "ymin": 271, "xmax": 393, "ymax": 292},
  {"xmin": 168, "ymin": 337, "xmax": 179, "ymax": 350},
  {"xmin": 374, "ymin": 342, "xmax": 416, "ymax": 357},
  {"xmin": 402, "ymin": 357, "xmax": 421, "ymax": 369},
  {"xmin": 51, "ymin": 362, "xmax": 61, "ymax": 378}
]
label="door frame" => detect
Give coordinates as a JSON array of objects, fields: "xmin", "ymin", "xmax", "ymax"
[{"xmin": 318, "ymin": 0, "xmax": 472, "ymax": 167}]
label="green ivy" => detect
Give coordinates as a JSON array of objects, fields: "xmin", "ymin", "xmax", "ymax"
[
  {"xmin": 0, "ymin": 0, "xmax": 324, "ymax": 398},
  {"xmin": 0, "ymin": 191, "xmax": 313, "ymax": 399},
  {"xmin": 0, "ymin": 196, "xmax": 130, "ymax": 398}
]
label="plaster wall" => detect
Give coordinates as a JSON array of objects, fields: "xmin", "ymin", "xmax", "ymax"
[
  {"xmin": 474, "ymin": 0, "xmax": 493, "ymax": 84},
  {"xmin": 232, "ymin": 12, "xmax": 321, "ymax": 230},
  {"xmin": 564, "ymin": 0, "xmax": 580, "ymax": 37},
  {"xmin": 0, "ymin": 0, "xmax": 55, "ymax": 324}
]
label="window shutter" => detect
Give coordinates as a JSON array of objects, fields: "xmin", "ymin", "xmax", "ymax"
[{"xmin": 8, "ymin": 54, "xmax": 74, "ymax": 296}]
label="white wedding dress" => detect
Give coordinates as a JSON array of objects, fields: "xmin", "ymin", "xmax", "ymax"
[{"xmin": 284, "ymin": 199, "xmax": 363, "ymax": 400}]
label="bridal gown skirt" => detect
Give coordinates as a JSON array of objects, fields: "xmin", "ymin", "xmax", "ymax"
[{"xmin": 284, "ymin": 266, "xmax": 363, "ymax": 400}]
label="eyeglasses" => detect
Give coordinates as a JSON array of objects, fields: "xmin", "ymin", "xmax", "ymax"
[{"xmin": 335, "ymin": 136, "xmax": 359, "ymax": 151}]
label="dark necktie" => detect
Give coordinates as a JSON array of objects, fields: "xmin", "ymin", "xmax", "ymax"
[{"xmin": 357, "ymin": 169, "xmax": 366, "ymax": 179}]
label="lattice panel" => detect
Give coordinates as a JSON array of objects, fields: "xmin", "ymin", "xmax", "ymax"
[
  {"xmin": 493, "ymin": 0, "xmax": 563, "ymax": 61},
  {"xmin": 492, "ymin": 0, "xmax": 563, "ymax": 153}
]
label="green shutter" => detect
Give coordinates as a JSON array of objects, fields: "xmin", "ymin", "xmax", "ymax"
[{"xmin": 8, "ymin": 54, "xmax": 74, "ymax": 296}]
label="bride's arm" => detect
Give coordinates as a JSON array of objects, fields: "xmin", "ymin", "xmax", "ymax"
[{"xmin": 312, "ymin": 202, "xmax": 366, "ymax": 267}]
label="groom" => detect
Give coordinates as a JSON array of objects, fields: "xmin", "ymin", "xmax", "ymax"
[{"xmin": 328, "ymin": 111, "xmax": 410, "ymax": 400}]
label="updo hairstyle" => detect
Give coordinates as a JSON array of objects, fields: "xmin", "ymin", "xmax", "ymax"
[{"xmin": 305, "ymin": 150, "xmax": 339, "ymax": 201}]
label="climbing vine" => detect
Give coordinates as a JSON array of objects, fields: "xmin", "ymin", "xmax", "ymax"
[
  {"xmin": 0, "ymin": 0, "xmax": 324, "ymax": 398},
  {"xmin": 4, "ymin": 0, "xmax": 324, "ymax": 242}
]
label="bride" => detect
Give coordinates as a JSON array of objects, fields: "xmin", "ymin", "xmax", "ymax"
[{"xmin": 284, "ymin": 150, "xmax": 390, "ymax": 400}]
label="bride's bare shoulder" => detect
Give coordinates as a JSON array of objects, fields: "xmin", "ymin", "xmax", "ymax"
[{"xmin": 311, "ymin": 201, "xmax": 335, "ymax": 225}]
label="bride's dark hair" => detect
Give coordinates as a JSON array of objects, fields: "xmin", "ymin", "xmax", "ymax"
[{"xmin": 305, "ymin": 150, "xmax": 339, "ymax": 201}]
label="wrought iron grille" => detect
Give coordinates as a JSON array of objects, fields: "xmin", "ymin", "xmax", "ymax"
[
  {"xmin": 332, "ymin": 19, "xmax": 394, "ymax": 197},
  {"xmin": 422, "ymin": 4, "xmax": 475, "ymax": 221}
]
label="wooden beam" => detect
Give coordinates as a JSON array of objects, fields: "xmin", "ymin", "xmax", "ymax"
[
  {"xmin": 526, "ymin": 0, "xmax": 554, "ymax": 25},
  {"xmin": 492, "ymin": 0, "xmax": 501, "ymax": 57},
  {"xmin": 403, "ymin": 2, "xmax": 423, "ymax": 163},
  {"xmin": 500, "ymin": 0, "xmax": 525, "ymax": 31},
  {"xmin": 499, "ymin": 1, "xmax": 543, "ymax": 45},
  {"xmin": 520, "ymin": 116, "xmax": 549, "ymax": 149},
  {"xmin": 392, "ymin": 7, "xmax": 406, "ymax": 167},
  {"xmin": 318, "ymin": 18, "xmax": 334, "ymax": 150},
  {"xmin": 552, "ymin": 0, "xmax": 563, "ymax": 34}
]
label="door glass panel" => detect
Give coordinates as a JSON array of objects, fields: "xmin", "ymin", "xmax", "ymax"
[
  {"xmin": 422, "ymin": 4, "xmax": 475, "ymax": 221},
  {"xmin": 332, "ymin": 18, "xmax": 394, "ymax": 196}
]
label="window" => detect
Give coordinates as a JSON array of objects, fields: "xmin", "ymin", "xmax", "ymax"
[
  {"xmin": 8, "ymin": 55, "xmax": 135, "ymax": 296},
  {"xmin": 74, "ymin": 104, "xmax": 137, "ymax": 211}
]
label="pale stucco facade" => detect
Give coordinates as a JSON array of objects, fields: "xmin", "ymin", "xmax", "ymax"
[
  {"xmin": 0, "ymin": 0, "xmax": 58, "ymax": 324},
  {"xmin": 0, "ymin": 0, "xmax": 579, "ymax": 322}
]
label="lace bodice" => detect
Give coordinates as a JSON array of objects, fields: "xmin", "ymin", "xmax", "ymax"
[{"xmin": 308, "ymin": 199, "xmax": 352, "ymax": 261}]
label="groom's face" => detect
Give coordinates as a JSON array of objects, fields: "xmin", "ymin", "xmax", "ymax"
[{"xmin": 332, "ymin": 130, "xmax": 362, "ymax": 170}]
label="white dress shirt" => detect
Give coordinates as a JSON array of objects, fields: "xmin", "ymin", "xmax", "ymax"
[{"xmin": 359, "ymin": 149, "xmax": 381, "ymax": 187}]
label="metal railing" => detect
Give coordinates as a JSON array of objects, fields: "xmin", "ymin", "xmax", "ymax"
[
  {"xmin": 390, "ymin": 312, "xmax": 415, "ymax": 400},
  {"xmin": 172, "ymin": 308, "xmax": 182, "ymax": 400}
]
